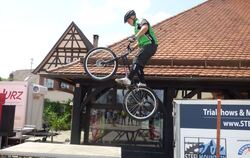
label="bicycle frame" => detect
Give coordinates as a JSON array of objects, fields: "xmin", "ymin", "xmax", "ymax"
[{"xmin": 103, "ymin": 42, "xmax": 134, "ymax": 76}]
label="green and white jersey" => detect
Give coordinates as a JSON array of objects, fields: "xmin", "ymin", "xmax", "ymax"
[{"xmin": 134, "ymin": 18, "xmax": 158, "ymax": 48}]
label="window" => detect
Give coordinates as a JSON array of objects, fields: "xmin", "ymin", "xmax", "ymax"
[
  {"xmin": 44, "ymin": 78, "xmax": 54, "ymax": 89},
  {"xmin": 88, "ymin": 108, "xmax": 163, "ymax": 148},
  {"xmin": 61, "ymin": 82, "xmax": 70, "ymax": 89},
  {"xmin": 87, "ymin": 88, "xmax": 164, "ymax": 148}
]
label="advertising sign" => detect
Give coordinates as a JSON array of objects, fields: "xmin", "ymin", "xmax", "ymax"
[
  {"xmin": 174, "ymin": 100, "xmax": 250, "ymax": 158},
  {"xmin": 183, "ymin": 136, "xmax": 227, "ymax": 158},
  {"xmin": 180, "ymin": 104, "xmax": 250, "ymax": 130},
  {"xmin": 0, "ymin": 93, "xmax": 6, "ymax": 124},
  {"xmin": 0, "ymin": 82, "xmax": 28, "ymax": 129}
]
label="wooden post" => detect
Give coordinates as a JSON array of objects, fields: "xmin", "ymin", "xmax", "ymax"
[
  {"xmin": 216, "ymin": 98, "xmax": 221, "ymax": 158},
  {"xmin": 83, "ymin": 101, "xmax": 91, "ymax": 144},
  {"xmin": 163, "ymin": 88, "xmax": 175, "ymax": 158},
  {"xmin": 70, "ymin": 83, "xmax": 83, "ymax": 144}
]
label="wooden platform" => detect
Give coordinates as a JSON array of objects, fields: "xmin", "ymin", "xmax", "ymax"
[{"xmin": 0, "ymin": 142, "xmax": 121, "ymax": 158}]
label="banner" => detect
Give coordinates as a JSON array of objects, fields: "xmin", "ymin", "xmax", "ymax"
[
  {"xmin": 0, "ymin": 82, "xmax": 28, "ymax": 129},
  {"xmin": 175, "ymin": 100, "xmax": 250, "ymax": 158},
  {"xmin": 0, "ymin": 93, "xmax": 6, "ymax": 124},
  {"xmin": 180, "ymin": 104, "xmax": 250, "ymax": 130}
]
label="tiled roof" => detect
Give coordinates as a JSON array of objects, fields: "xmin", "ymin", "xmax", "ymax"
[
  {"xmin": 48, "ymin": 59, "xmax": 250, "ymax": 79},
  {"xmin": 109, "ymin": 0, "xmax": 250, "ymax": 61},
  {"xmin": 47, "ymin": 0, "xmax": 250, "ymax": 80}
]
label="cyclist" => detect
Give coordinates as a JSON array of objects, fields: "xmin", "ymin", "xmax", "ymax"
[{"xmin": 115, "ymin": 10, "xmax": 158, "ymax": 87}]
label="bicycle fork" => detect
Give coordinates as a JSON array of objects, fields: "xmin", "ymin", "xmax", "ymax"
[{"xmin": 122, "ymin": 56, "xmax": 131, "ymax": 77}]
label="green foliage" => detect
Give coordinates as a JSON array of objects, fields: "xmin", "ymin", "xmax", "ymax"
[
  {"xmin": 43, "ymin": 99, "xmax": 72, "ymax": 131},
  {"xmin": 0, "ymin": 77, "xmax": 7, "ymax": 81}
]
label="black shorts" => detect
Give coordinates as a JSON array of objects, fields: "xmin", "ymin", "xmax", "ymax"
[{"xmin": 133, "ymin": 44, "xmax": 158, "ymax": 67}]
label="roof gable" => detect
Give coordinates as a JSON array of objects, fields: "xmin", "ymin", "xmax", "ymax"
[{"xmin": 33, "ymin": 22, "xmax": 93, "ymax": 74}]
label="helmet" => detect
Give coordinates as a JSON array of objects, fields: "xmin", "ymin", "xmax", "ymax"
[{"xmin": 124, "ymin": 10, "xmax": 136, "ymax": 23}]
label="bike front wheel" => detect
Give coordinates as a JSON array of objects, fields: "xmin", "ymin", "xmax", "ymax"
[
  {"xmin": 84, "ymin": 47, "xmax": 118, "ymax": 81},
  {"xmin": 123, "ymin": 86, "xmax": 158, "ymax": 121}
]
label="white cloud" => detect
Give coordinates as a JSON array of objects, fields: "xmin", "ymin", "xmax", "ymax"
[{"xmin": 0, "ymin": 0, "xmax": 172, "ymax": 78}]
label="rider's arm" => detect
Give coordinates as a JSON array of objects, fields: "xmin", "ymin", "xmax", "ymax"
[
  {"xmin": 135, "ymin": 19, "xmax": 149, "ymax": 39},
  {"xmin": 133, "ymin": 42, "xmax": 139, "ymax": 49},
  {"xmin": 135, "ymin": 24, "xmax": 148, "ymax": 39}
]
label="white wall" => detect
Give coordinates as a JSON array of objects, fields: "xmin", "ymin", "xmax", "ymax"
[{"xmin": 45, "ymin": 90, "xmax": 73, "ymax": 103}]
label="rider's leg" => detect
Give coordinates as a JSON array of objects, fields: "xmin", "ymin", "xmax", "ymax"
[
  {"xmin": 115, "ymin": 44, "xmax": 157, "ymax": 86},
  {"xmin": 136, "ymin": 64, "xmax": 146, "ymax": 84},
  {"xmin": 128, "ymin": 64, "xmax": 146, "ymax": 84},
  {"xmin": 115, "ymin": 63, "xmax": 140, "ymax": 86},
  {"xmin": 130, "ymin": 44, "xmax": 157, "ymax": 83},
  {"xmin": 128, "ymin": 64, "xmax": 139, "ymax": 80},
  {"xmin": 128, "ymin": 64, "xmax": 146, "ymax": 86}
]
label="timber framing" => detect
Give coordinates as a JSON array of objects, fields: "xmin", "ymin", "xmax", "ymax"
[{"xmin": 33, "ymin": 22, "xmax": 93, "ymax": 74}]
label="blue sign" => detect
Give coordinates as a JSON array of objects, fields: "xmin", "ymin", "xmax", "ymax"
[
  {"xmin": 184, "ymin": 137, "xmax": 227, "ymax": 158},
  {"xmin": 238, "ymin": 144, "xmax": 250, "ymax": 156},
  {"xmin": 180, "ymin": 104, "xmax": 250, "ymax": 130}
]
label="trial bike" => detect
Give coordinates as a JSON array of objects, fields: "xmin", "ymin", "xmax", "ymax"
[{"xmin": 83, "ymin": 41, "xmax": 158, "ymax": 121}]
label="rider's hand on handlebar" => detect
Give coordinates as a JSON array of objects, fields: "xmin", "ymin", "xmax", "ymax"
[
  {"xmin": 128, "ymin": 36, "xmax": 136, "ymax": 43},
  {"xmin": 129, "ymin": 43, "xmax": 138, "ymax": 52},
  {"xmin": 130, "ymin": 46, "xmax": 135, "ymax": 51}
]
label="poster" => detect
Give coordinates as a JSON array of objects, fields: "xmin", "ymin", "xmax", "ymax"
[
  {"xmin": 0, "ymin": 81, "xmax": 28, "ymax": 129},
  {"xmin": 174, "ymin": 100, "xmax": 250, "ymax": 158}
]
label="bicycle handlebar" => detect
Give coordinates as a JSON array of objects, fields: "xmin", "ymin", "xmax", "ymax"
[
  {"xmin": 119, "ymin": 40, "xmax": 135, "ymax": 57},
  {"xmin": 127, "ymin": 40, "xmax": 135, "ymax": 52}
]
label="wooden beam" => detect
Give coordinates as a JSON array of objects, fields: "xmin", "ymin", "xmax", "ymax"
[
  {"xmin": 197, "ymin": 91, "xmax": 202, "ymax": 99},
  {"xmin": 163, "ymin": 88, "xmax": 175, "ymax": 158},
  {"xmin": 227, "ymin": 90, "xmax": 247, "ymax": 99},
  {"xmin": 71, "ymin": 83, "xmax": 86, "ymax": 144},
  {"xmin": 183, "ymin": 89, "xmax": 201, "ymax": 98},
  {"xmin": 79, "ymin": 87, "xmax": 92, "ymax": 144},
  {"xmin": 83, "ymin": 101, "xmax": 91, "ymax": 144}
]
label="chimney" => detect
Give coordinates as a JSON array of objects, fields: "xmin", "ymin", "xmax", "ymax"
[{"xmin": 93, "ymin": 34, "xmax": 99, "ymax": 48}]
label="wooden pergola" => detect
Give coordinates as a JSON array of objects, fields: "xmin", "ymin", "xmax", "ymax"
[{"xmin": 34, "ymin": 0, "xmax": 250, "ymax": 158}]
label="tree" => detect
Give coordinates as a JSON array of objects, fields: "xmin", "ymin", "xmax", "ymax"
[{"xmin": 43, "ymin": 99, "xmax": 72, "ymax": 131}]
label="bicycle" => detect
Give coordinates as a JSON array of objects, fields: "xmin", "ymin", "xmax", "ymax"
[{"xmin": 83, "ymin": 41, "xmax": 158, "ymax": 121}]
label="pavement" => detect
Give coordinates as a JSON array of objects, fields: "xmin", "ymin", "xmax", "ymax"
[{"xmin": 51, "ymin": 130, "xmax": 71, "ymax": 143}]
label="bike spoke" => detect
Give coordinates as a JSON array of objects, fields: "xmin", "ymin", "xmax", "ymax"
[
  {"xmin": 84, "ymin": 48, "xmax": 117, "ymax": 81},
  {"xmin": 124, "ymin": 87, "xmax": 158, "ymax": 121},
  {"xmin": 139, "ymin": 106, "xmax": 147, "ymax": 117},
  {"xmin": 127, "ymin": 103, "xmax": 140, "ymax": 115},
  {"xmin": 142, "ymin": 102, "xmax": 153, "ymax": 113},
  {"xmin": 130, "ymin": 91, "xmax": 142, "ymax": 104},
  {"xmin": 139, "ymin": 90, "xmax": 147, "ymax": 100}
]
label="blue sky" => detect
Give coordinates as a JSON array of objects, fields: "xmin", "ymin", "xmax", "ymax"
[{"xmin": 0, "ymin": 0, "xmax": 206, "ymax": 78}]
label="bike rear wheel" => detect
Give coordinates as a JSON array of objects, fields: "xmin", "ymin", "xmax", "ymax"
[
  {"xmin": 123, "ymin": 86, "xmax": 158, "ymax": 121},
  {"xmin": 84, "ymin": 47, "xmax": 118, "ymax": 81}
]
